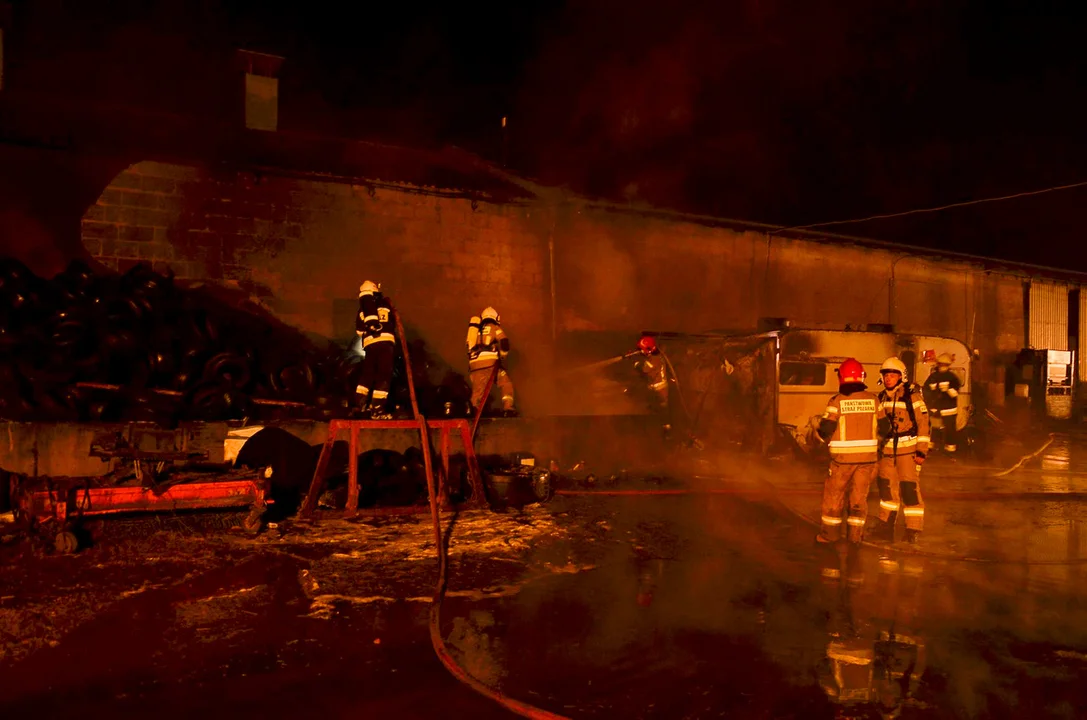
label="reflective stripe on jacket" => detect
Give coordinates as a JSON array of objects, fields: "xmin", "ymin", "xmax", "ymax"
[
  {"xmin": 821, "ymin": 391, "xmax": 880, "ymax": 464},
  {"xmin": 878, "ymin": 383, "xmax": 931, "ymax": 456},
  {"xmin": 924, "ymin": 368, "xmax": 961, "ymax": 414}
]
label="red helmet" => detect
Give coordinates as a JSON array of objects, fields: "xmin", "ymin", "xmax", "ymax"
[
  {"xmin": 637, "ymin": 335, "xmax": 658, "ymax": 353},
  {"xmin": 836, "ymin": 358, "xmax": 866, "ymax": 385}
]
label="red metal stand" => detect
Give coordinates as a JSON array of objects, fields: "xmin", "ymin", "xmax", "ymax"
[{"xmin": 299, "ymin": 419, "xmax": 486, "ymax": 518}]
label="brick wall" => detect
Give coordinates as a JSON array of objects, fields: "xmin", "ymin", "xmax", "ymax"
[
  {"xmin": 80, "ymin": 160, "xmax": 1043, "ymax": 414},
  {"xmin": 80, "ymin": 160, "xmax": 554, "ymax": 409}
]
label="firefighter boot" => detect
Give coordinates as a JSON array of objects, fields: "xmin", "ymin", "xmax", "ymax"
[
  {"xmin": 871, "ymin": 512, "xmax": 897, "ymax": 543},
  {"xmin": 905, "ymin": 529, "xmax": 921, "ymax": 545},
  {"xmin": 353, "ymin": 394, "xmax": 371, "ymax": 419},
  {"xmin": 369, "ymin": 404, "xmax": 393, "ymax": 420}
]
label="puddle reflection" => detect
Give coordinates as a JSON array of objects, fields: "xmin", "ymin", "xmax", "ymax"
[{"xmin": 456, "ymin": 495, "xmax": 1087, "ymax": 718}]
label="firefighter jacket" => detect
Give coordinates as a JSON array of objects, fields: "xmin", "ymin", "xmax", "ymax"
[
  {"xmin": 467, "ymin": 317, "xmax": 509, "ymax": 371},
  {"xmin": 356, "ymin": 290, "xmax": 395, "ymax": 347},
  {"xmin": 924, "ymin": 368, "xmax": 961, "ymax": 418},
  {"xmin": 817, "ymin": 389, "xmax": 889, "ymax": 464},
  {"xmin": 820, "ymin": 638, "xmax": 877, "ymax": 706},
  {"xmin": 633, "ymin": 353, "xmax": 669, "ymax": 396},
  {"xmin": 877, "ymin": 382, "xmax": 931, "ymax": 457}
]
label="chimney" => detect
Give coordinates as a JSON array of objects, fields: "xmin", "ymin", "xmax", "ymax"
[{"xmin": 236, "ymin": 49, "xmax": 284, "ymax": 132}]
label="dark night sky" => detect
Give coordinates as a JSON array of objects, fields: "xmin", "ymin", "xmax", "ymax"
[{"xmin": 8, "ymin": 0, "xmax": 1087, "ymax": 266}]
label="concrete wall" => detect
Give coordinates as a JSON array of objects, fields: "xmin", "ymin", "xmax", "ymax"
[
  {"xmin": 0, "ymin": 419, "xmax": 563, "ymax": 480},
  {"xmin": 550, "ymin": 204, "xmax": 1028, "ymax": 406},
  {"xmin": 80, "ymin": 161, "xmax": 1055, "ymax": 415}
]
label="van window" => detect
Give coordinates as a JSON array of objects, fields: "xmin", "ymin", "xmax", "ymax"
[{"xmin": 780, "ymin": 361, "xmax": 827, "ymax": 386}]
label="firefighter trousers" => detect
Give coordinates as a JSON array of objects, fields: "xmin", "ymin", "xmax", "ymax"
[
  {"xmin": 932, "ymin": 412, "xmax": 960, "ymax": 453},
  {"xmin": 470, "ymin": 365, "xmax": 514, "ymax": 412},
  {"xmin": 820, "ymin": 461, "xmax": 877, "ymax": 543},
  {"xmin": 877, "ymin": 454, "xmax": 925, "ymax": 531},
  {"xmin": 356, "ymin": 340, "xmax": 395, "ymax": 411}
]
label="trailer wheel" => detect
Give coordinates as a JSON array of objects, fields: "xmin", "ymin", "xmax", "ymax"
[{"xmin": 54, "ymin": 531, "xmax": 79, "ymax": 554}]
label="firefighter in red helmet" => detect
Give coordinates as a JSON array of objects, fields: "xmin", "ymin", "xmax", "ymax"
[
  {"xmin": 634, "ymin": 335, "xmax": 669, "ymax": 406},
  {"xmin": 814, "ymin": 358, "xmax": 890, "ymax": 544},
  {"xmin": 628, "ymin": 333, "xmax": 673, "ymax": 439}
]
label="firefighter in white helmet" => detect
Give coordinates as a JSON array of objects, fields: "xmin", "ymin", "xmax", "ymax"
[
  {"xmin": 923, "ymin": 353, "xmax": 961, "ymax": 455},
  {"xmin": 814, "ymin": 358, "xmax": 890, "ymax": 544},
  {"xmin": 354, "ymin": 280, "xmax": 396, "ymax": 419},
  {"xmin": 466, "ymin": 307, "xmax": 516, "ymax": 417},
  {"xmin": 872, "ymin": 357, "xmax": 930, "ymax": 544}
]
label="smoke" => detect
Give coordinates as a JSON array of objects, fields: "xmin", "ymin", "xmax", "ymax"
[{"xmin": 512, "ymin": 0, "xmax": 1087, "ymax": 260}]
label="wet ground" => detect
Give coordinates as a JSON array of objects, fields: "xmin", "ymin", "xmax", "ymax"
[{"xmin": 3, "ymin": 430, "xmax": 1087, "ymax": 719}]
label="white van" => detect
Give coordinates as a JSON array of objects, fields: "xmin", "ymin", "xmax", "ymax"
[{"xmin": 774, "ymin": 329, "xmax": 973, "ymax": 452}]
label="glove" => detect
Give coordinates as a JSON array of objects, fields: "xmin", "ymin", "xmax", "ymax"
[
  {"xmin": 914, "ymin": 452, "xmax": 926, "ymax": 465},
  {"xmin": 468, "ymin": 346, "xmax": 481, "ymax": 360}
]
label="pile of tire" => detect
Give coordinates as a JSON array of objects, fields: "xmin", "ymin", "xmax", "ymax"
[{"xmin": 0, "ymin": 258, "xmax": 366, "ymax": 424}]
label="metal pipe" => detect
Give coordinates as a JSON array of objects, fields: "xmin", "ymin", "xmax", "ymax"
[
  {"xmin": 547, "ymin": 213, "xmax": 558, "ymax": 344},
  {"xmin": 888, "ymin": 253, "xmax": 912, "ymax": 328}
]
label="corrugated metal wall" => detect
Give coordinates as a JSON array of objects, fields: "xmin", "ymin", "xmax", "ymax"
[
  {"xmin": 1081, "ymin": 291, "xmax": 1087, "ymax": 381},
  {"xmin": 1029, "ymin": 282, "xmax": 1069, "ymax": 350}
]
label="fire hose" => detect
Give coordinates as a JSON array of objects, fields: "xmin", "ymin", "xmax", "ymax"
[
  {"xmin": 470, "ymin": 364, "xmax": 499, "ymax": 442},
  {"xmin": 395, "ymin": 311, "xmax": 570, "ymax": 720}
]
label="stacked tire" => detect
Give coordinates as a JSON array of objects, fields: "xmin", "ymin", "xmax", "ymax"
[{"xmin": 0, "ymin": 258, "xmax": 363, "ymax": 423}]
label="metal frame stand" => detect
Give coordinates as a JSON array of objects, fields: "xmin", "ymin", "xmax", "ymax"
[
  {"xmin": 298, "ymin": 418, "xmax": 485, "ymax": 518},
  {"xmin": 299, "ymin": 306, "xmax": 487, "ymax": 520}
]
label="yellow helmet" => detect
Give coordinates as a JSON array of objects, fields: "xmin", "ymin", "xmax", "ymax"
[
  {"xmin": 481, "ymin": 306, "xmax": 500, "ymax": 323},
  {"xmin": 359, "ymin": 280, "xmax": 380, "ymax": 296},
  {"xmin": 880, "ymin": 356, "xmax": 907, "ymax": 379},
  {"xmin": 936, "ymin": 352, "xmax": 953, "ymax": 366}
]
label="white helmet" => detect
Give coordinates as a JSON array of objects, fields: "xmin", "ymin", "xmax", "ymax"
[
  {"xmin": 880, "ymin": 356, "xmax": 907, "ymax": 379},
  {"xmin": 481, "ymin": 306, "xmax": 500, "ymax": 323},
  {"xmin": 359, "ymin": 280, "xmax": 380, "ymax": 295}
]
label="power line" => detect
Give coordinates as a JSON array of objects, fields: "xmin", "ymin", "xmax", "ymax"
[{"xmin": 778, "ymin": 178, "xmax": 1087, "ymax": 232}]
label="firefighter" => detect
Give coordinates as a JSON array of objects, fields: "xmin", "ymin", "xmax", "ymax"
[
  {"xmin": 631, "ymin": 334, "xmax": 673, "ymax": 438},
  {"xmin": 817, "ymin": 543, "xmax": 872, "ymax": 709},
  {"xmin": 466, "ymin": 307, "xmax": 516, "ymax": 417},
  {"xmin": 924, "ymin": 353, "xmax": 962, "ymax": 455},
  {"xmin": 819, "ymin": 549, "xmax": 927, "ymax": 716},
  {"xmin": 871, "ymin": 555, "xmax": 927, "ymax": 715},
  {"xmin": 354, "ymin": 280, "xmax": 396, "ymax": 419},
  {"xmin": 872, "ymin": 357, "xmax": 930, "ymax": 545},
  {"xmin": 815, "ymin": 358, "xmax": 889, "ymax": 544}
]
